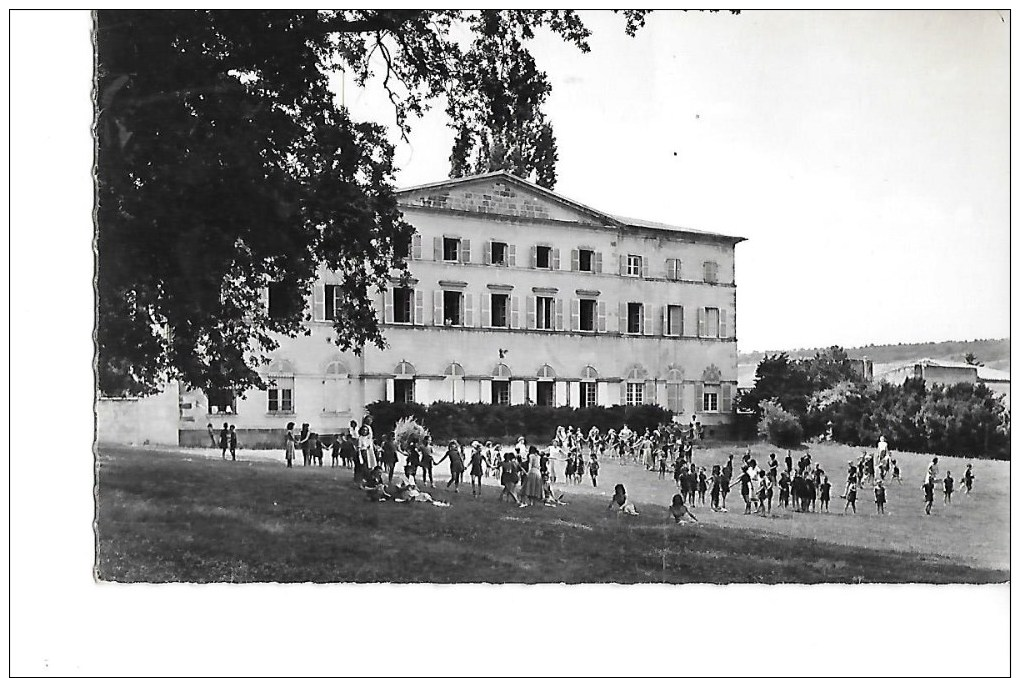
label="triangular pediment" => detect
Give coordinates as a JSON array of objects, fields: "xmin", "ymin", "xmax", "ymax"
[{"xmin": 396, "ymin": 171, "xmax": 618, "ymax": 227}]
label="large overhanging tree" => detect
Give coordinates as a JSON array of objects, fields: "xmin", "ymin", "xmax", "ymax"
[{"xmin": 95, "ymin": 10, "xmax": 650, "ymax": 396}]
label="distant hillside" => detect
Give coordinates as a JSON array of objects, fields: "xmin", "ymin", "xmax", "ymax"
[{"xmin": 739, "ymin": 338, "xmax": 1010, "ymax": 371}]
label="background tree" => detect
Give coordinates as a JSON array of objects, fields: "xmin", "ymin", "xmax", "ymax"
[{"xmin": 96, "ymin": 10, "xmax": 650, "ymax": 396}]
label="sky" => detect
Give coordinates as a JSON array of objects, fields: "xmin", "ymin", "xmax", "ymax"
[{"xmin": 340, "ymin": 10, "xmax": 1010, "ymax": 353}]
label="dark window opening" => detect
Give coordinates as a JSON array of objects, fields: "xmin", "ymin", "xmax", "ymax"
[
  {"xmin": 443, "ymin": 290, "xmax": 462, "ymax": 326},
  {"xmin": 491, "ymin": 294, "xmax": 509, "ymax": 328},
  {"xmin": 579, "ymin": 249, "xmax": 594, "ymax": 272},
  {"xmin": 581, "ymin": 382, "xmax": 597, "ymax": 408},
  {"xmin": 491, "ymin": 241, "xmax": 507, "ymax": 265},
  {"xmin": 536, "ymin": 246, "xmax": 551, "ymax": 269},
  {"xmin": 443, "ymin": 237, "xmax": 460, "ymax": 262},
  {"xmin": 268, "ymin": 283, "xmax": 294, "ymax": 319},
  {"xmin": 537, "ymin": 382, "xmax": 554, "ymax": 406},
  {"xmin": 491, "ymin": 380, "xmax": 510, "ymax": 405},
  {"xmin": 393, "ymin": 288, "xmax": 413, "ymax": 323},
  {"xmin": 627, "ymin": 303, "xmax": 643, "ymax": 334},
  {"xmin": 207, "ymin": 388, "xmax": 237, "ymax": 415},
  {"xmin": 394, "ymin": 235, "xmax": 410, "ymax": 260},
  {"xmin": 324, "ymin": 284, "xmax": 340, "ymax": 321},
  {"xmin": 394, "ymin": 379, "xmax": 415, "ymax": 403},
  {"xmin": 537, "ymin": 296, "xmax": 554, "ymax": 330},
  {"xmin": 580, "ymin": 299, "xmax": 596, "ymax": 331}
]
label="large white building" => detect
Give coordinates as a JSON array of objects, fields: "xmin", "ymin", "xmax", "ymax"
[{"xmin": 101, "ymin": 171, "xmax": 747, "ymax": 447}]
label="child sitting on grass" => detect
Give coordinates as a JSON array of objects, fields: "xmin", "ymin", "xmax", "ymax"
[
  {"xmin": 362, "ymin": 465, "xmax": 391, "ymax": 502},
  {"xmin": 668, "ymin": 494, "xmax": 698, "ymax": 524},
  {"xmin": 608, "ymin": 484, "xmax": 639, "ymax": 516}
]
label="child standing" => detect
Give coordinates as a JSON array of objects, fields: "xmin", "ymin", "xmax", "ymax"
[
  {"xmin": 710, "ymin": 466, "xmax": 723, "ymax": 511},
  {"xmin": 874, "ymin": 479, "xmax": 886, "ymax": 514},
  {"xmin": 697, "ymin": 467, "xmax": 708, "ymax": 506},
  {"xmin": 228, "ymin": 425, "xmax": 237, "ymax": 461},
  {"xmin": 669, "ymin": 494, "xmax": 698, "ymax": 524},
  {"xmin": 468, "ymin": 441, "xmax": 487, "ymax": 498},
  {"xmin": 819, "ymin": 475, "xmax": 831, "ymax": 512},
  {"xmin": 963, "ymin": 463, "xmax": 975, "ymax": 494},
  {"xmin": 220, "ymin": 423, "xmax": 229, "ymax": 460},
  {"xmin": 892, "ymin": 460, "xmax": 901, "ymax": 484},
  {"xmin": 943, "ymin": 471, "xmax": 954, "ymax": 505},
  {"xmin": 589, "ymin": 454, "xmax": 600, "ymax": 487},
  {"xmin": 923, "ymin": 479, "xmax": 935, "ymax": 515},
  {"xmin": 778, "ymin": 471, "xmax": 791, "ymax": 509},
  {"xmin": 565, "ymin": 454, "xmax": 576, "ymax": 484},
  {"xmin": 575, "ymin": 454, "xmax": 585, "ymax": 485},
  {"xmin": 331, "ymin": 435, "xmax": 341, "ymax": 467},
  {"xmin": 843, "ymin": 480, "xmax": 857, "ymax": 514},
  {"xmin": 658, "ymin": 455, "xmax": 668, "ymax": 481}
]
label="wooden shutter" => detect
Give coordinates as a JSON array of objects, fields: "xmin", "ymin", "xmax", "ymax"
[
  {"xmin": 597, "ymin": 301, "xmax": 607, "ymax": 332},
  {"xmin": 383, "ymin": 288, "xmax": 393, "ymax": 324},
  {"xmin": 618, "ymin": 301, "xmax": 627, "ymax": 333},
  {"xmin": 644, "ymin": 380, "xmax": 655, "ymax": 404},
  {"xmin": 637, "ymin": 255, "xmax": 644, "ymax": 277},
  {"xmin": 621, "ymin": 380, "xmax": 629, "ymax": 405},
  {"xmin": 722, "ymin": 383, "xmax": 733, "ymax": 413},
  {"xmin": 433, "ymin": 237, "xmax": 443, "ymax": 261},
  {"xmin": 414, "ymin": 290, "xmax": 424, "ymax": 325},
  {"xmin": 662, "ymin": 306, "xmax": 669, "ymax": 336},
  {"xmin": 529, "ymin": 245, "xmax": 537, "ymax": 269},
  {"xmin": 463, "ymin": 293, "xmax": 474, "ymax": 327},
  {"xmin": 570, "ymin": 299, "xmax": 580, "ymax": 331},
  {"xmin": 526, "ymin": 295, "xmax": 536, "ymax": 329},
  {"xmin": 411, "ymin": 234, "xmax": 422, "ymax": 260},
  {"xmin": 511, "ymin": 295, "xmax": 520, "ymax": 328},
  {"xmin": 571, "ymin": 249, "xmax": 579, "ymax": 271},
  {"xmin": 313, "ymin": 284, "xmax": 325, "ymax": 321},
  {"xmin": 508, "ymin": 244, "xmax": 517, "ymax": 267},
  {"xmin": 460, "ymin": 238, "xmax": 471, "ymax": 264},
  {"xmin": 695, "ymin": 382, "xmax": 704, "ymax": 412},
  {"xmin": 619, "ymin": 254, "xmax": 627, "ymax": 276},
  {"xmin": 555, "ymin": 298, "xmax": 564, "ymax": 331},
  {"xmin": 643, "ymin": 304, "xmax": 652, "ymax": 336},
  {"xmin": 551, "ymin": 248, "xmax": 560, "ymax": 271},
  {"xmin": 433, "ymin": 290, "xmax": 443, "ymax": 326},
  {"xmin": 483, "ymin": 241, "xmax": 492, "ymax": 265},
  {"xmin": 375, "ymin": 289, "xmax": 385, "ymax": 325},
  {"xmin": 481, "ymin": 293, "xmax": 491, "ymax": 327},
  {"xmin": 595, "ymin": 251, "xmax": 603, "ymax": 273},
  {"xmin": 698, "ymin": 307, "xmax": 706, "ymax": 337},
  {"xmin": 720, "ymin": 309, "xmax": 729, "ymax": 338}
]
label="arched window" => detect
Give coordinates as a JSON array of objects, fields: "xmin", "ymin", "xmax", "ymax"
[
  {"xmin": 580, "ymin": 365, "xmax": 599, "ymax": 407},
  {"xmin": 265, "ymin": 358, "xmax": 295, "ymax": 413},
  {"xmin": 392, "ymin": 361, "xmax": 416, "ymax": 403},
  {"xmin": 443, "ymin": 362, "xmax": 465, "ymax": 402},
  {"xmin": 624, "ymin": 364, "xmax": 647, "ymax": 407},
  {"xmin": 492, "ymin": 363, "xmax": 512, "ymax": 379},
  {"xmin": 581, "ymin": 365, "xmax": 599, "ymax": 381},
  {"xmin": 702, "ymin": 364, "xmax": 721, "ymax": 384},
  {"xmin": 323, "ymin": 359, "xmax": 350, "ymax": 414},
  {"xmin": 395, "ymin": 361, "xmax": 416, "ymax": 378},
  {"xmin": 666, "ymin": 366, "xmax": 684, "ymax": 413},
  {"xmin": 537, "ymin": 364, "xmax": 556, "ymax": 380},
  {"xmin": 625, "ymin": 364, "xmax": 647, "ymax": 381},
  {"xmin": 490, "ymin": 362, "xmax": 511, "ymax": 405}
]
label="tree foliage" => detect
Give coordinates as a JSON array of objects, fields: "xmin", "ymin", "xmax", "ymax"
[{"xmin": 95, "ymin": 10, "xmax": 650, "ymax": 396}]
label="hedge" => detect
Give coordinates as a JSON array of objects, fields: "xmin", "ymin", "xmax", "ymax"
[{"xmin": 365, "ymin": 401, "xmax": 674, "ymax": 445}]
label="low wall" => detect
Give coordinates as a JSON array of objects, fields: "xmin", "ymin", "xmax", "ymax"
[{"xmin": 96, "ymin": 383, "xmax": 180, "ymax": 446}]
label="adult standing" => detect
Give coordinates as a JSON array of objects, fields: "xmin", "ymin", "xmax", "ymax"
[
  {"xmin": 207, "ymin": 422, "xmax": 217, "ymax": 449},
  {"xmin": 358, "ymin": 418, "xmax": 376, "ymax": 470},
  {"xmin": 219, "ymin": 423, "xmax": 229, "ymax": 460},
  {"xmin": 284, "ymin": 422, "xmax": 297, "ymax": 468},
  {"xmin": 298, "ymin": 423, "xmax": 311, "ymax": 466},
  {"xmin": 520, "ymin": 445, "xmax": 545, "ymax": 506}
]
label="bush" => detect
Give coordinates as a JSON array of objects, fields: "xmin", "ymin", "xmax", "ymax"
[
  {"xmin": 365, "ymin": 401, "xmax": 674, "ymax": 444},
  {"xmin": 757, "ymin": 399, "xmax": 803, "ymax": 448}
]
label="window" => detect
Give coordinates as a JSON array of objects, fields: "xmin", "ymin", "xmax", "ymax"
[
  {"xmin": 324, "ymin": 284, "xmax": 341, "ymax": 321},
  {"xmin": 666, "ymin": 258, "xmax": 682, "ymax": 281},
  {"xmin": 394, "ymin": 235, "xmax": 410, "ymax": 259},
  {"xmin": 667, "ymin": 304, "xmax": 684, "ymax": 336},
  {"xmin": 580, "ymin": 382, "xmax": 597, "ymax": 408},
  {"xmin": 443, "ymin": 290, "xmax": 462, "ymax": 326},
  {"xmin": 580, "ymin": 299, "xmax": 596, "ymax": 332},
  {"xmin": 491, "ymin": 241, "xmax": 507, "ymax": 265},
  {"xmin": 626, "ymin": 382, "xmax": 644, "ymax": 406},
  {"xmin": 536, "ymin": 296, "xmax": 554, "ymax": 330},
  {"xmin": 207, "ymin": 388, "xmax": 236, "ymax": 415},
  {"xmin": 491, "ymin": 293, "xmax": 509, "ymax": 328},
  {"xmin": 394, "ymin": 380, "xmax": 415, "ymax": 403},
  {"xmin": 667, "ymin": 383, "xmax": 682, "ymax": 412},
  {"xmin": 537, "ymin": 382, "xmax": 554, "ymax": 406},
  {"xmin": 443, "ymin": 237, "xmax": 461, "ymax": 262},
  {"xmin": 268, "ymin": 377, "xmax": 294, "ymax": 413},
  {"xmin": 579, "ymin": 248, "xmax": 594, "ymax": 272},
  {"xmin": 703, "ymin": 390, "xmax": 719, "ymax": 412},
  {"xmin": 626, "ymin": 254, "xmax": 643, "ymax": 277},
  {"xmin": 323, "ymin": 360, "xmax": 349, "ymax": 413},
  {"xmin": 704, "ymin": 261, "xmax": 719, "ymax": 283},
  {"xmin": 705, "ymin": 307, "xmax": 720, "ymax": 337},
  {"xmin": 491, "ymin": 381, "xmax": 510, "ymax": 405},
  {"xmin": 536, "ymin": 245, "xmax": 552, "ymax": 269},
  {"xmin": 393, "ymin": 288, "xmax": 413, "ymax": 324},
  {"xmin": 268, "ymin": 283, "xmax": 294, "ymax": 319},
  {"xmin": 627, "ymin": 302, "xmax": 643, "ymax": 334}
]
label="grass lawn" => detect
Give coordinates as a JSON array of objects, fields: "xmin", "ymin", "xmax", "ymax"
[{"xmin": 95, "ymin": 441, "xmax": 1008, "ymax": 583}]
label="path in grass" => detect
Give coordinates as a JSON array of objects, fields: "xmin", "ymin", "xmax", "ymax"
[
  {"xmin": 126, "ymin": 438, "xmax": 1011, "ymax": 571},
  {"xmin": 95, "ymin": 444, "xmax": 1008, "ymax": 583}
]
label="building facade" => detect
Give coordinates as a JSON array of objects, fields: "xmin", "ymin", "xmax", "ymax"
[{"xmin": 177, "ymin": 171, "xmax": 746, "ymax": 447}]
